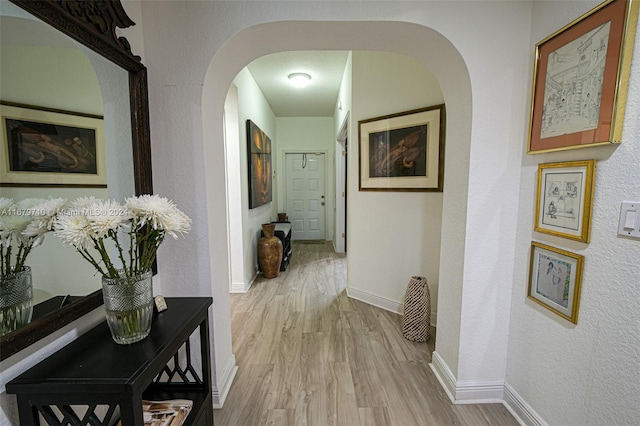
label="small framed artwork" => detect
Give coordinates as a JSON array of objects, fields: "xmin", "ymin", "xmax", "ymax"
[
  {"xmin": 528, "ymin": 241, "xmax": 584, "ymax": 324},
  {"xmin": 359, "ymin": 104, "xmax": 445, "ymax": 192},
  {"xmin": 1, "ymin": 103, "xmax": 106, "ymax": 187},
  {"xmin": 535, "ymin": 160, "xmax": 596, "ymax": 243},
  {"xmin": 246, "ymin": 119, "xmax": 272, "ymax": 209},
  {"xmin": 527, "ymin": 0, "xmax": 639, "ymax": 154}
]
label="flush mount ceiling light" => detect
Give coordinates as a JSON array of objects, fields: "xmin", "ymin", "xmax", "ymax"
[{"xmin": 288, "ymin": 72, "xmax": 311, "ymax": 88}]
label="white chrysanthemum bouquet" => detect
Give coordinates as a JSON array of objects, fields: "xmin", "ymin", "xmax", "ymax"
[
  {"xmin": 0, "ymin": 197, "xmax": 67, "ymax": 277},
  {"xmin": 53, "ymin": 194, "xmax": 191, "ymax": 279}
]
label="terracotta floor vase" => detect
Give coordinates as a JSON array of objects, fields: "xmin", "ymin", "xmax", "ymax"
[{"xmin": 258, "ymin": 223, "xmax": 283, "ymax": 278}]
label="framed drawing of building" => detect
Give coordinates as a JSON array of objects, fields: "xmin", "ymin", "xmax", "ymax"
[
  {"xmin": 535, "ymin": 160, "xmax": 596, "ymax": 243},
  {"xmin": 527, "ymin": 0, "xmax": 639, "ymax": 153}
]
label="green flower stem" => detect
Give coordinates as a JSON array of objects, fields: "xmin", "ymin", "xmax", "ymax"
[
  {"xmin": 76, "ymin": 248, "xmax": 107, "ymax": 276},
  {"xmin": 1, "ymin": 240, "xmax": 34, "ymax": 276},
  {"xmin": 14, "ymin": 243, "xmax": 32, "ymax": 274},
  {"xmin": 94, "ymin": 238, "xmax": 118, "ymax": 278},
  {"xmin": 110, "ymin": 229, "xmax": 130, "ymax": 279},
  {"xmin": 1, "ymin": 244, "xmax": 11, "ymax": 276},
  {"xmin": 129, "ymin": 229, "xmax": 135, "ymax": 276}
]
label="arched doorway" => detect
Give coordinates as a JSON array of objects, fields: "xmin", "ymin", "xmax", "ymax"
[{"xmin": 201, "ymin": 21, "xmax": 472, "ymax": 406}]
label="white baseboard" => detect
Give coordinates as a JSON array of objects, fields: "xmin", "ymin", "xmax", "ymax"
[
  {"xmin": 212, "ymin": 354, "xmax": 238, "ymax": 408},
  {"xmin": 229, "ymin": 272, "xmax": 257, "ymax": 293},
  {"xmin": 347, "ymin": 286, "xmax": 402, "ymax": 313},
  {"xmin": 430, "ymin": 351, "xmax": 457, "ymax": 403},
  {"xmin": 503, "ymin": 382, "xmax": 548, "ymax": 426},
  {"xmin": 455, "ymin": 379, "xmax": 504, "ymax": 404},
  {"xmin": 347, "ymin": 286, "xmax": 437, "ymax": 326},
  {"xmin": 429, "ymin": 351, "xmax": 504, "ymax": 404},
  {"xmin": 230, "ymin": 281, "xmax": 248, "ymax": 293}
]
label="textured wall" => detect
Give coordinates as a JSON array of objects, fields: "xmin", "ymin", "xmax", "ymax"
[{"xmin": 506, "ymin": 1, "xmax": 640, "ymax": 425}]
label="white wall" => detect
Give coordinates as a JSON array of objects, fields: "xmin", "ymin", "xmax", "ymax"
[
  {"xmin": 345, "ymin": 51, "xmax": 444, "ymax": 323},
  {"xmin": 333, "ymin": 53, "xmax": 352, "ymax": 254},
  {"xmin": 275, "ymin": 117, "xmax": 335, "ymax": 241},
  {"xmin": 224, "ymin": 84, "xmax": 246, "ymax": 293},
  {"xmin": 233, "ymin": 68, "xmax": 277, "ymax": 284},
  {"xmin": 504, "ymin": 2, "xmax": 640, "ymax": 425}
]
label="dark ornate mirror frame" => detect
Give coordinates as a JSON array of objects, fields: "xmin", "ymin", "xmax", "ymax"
[{"xmin": 1, "ymin": 0, "xmax": 153, "ymax": 361}]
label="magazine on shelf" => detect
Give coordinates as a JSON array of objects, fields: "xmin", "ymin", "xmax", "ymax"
[{"xmin": 115, "ymin": 399, "xmax": 193, "ymax": 426}]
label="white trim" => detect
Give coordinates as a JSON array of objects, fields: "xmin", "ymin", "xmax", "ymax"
[
  {"xmin": 347, "ymin": 286, "xmax": 402, "ymax": 314},
  {"xmin": 503, "ymin": 382, "xmax": 549, "ymax": 426},
  {"xmin": 230, "ymin": 281, "xmax": 248, "ymax": 293},
  {"xmin": 212, "ymin": 354, "xmax": 238, "ymax": 408},
  {"xmin": 429, "ymin": 351, "xmax": 457, "ymax": 403},
  {"xmin": 454, "ymin": 380, "xmax": 504, "ymax": 404},
  {"xmin": 430, "ymin": 351, "xmax": 504, "ymax": 404},
  {"xmin": 348, "ymin": 286, "xmax": 437, "ymax": 326},
  {"xmin": 230, "ymin": 271, "xmax": 258, "ymax": 294}
]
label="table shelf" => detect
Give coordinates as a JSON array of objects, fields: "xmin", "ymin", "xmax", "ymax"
[{"xmin": 6, "ymin": 297, "xmax": 213, "ymax": 426}]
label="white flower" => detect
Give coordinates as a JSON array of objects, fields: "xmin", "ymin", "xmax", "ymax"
[
  {"xmin": 86, "ymin": 199, "xmax": 132, "ymax": 238},
  {"xmin": 54, "ymin": 211, "xmax": 93, "ymax": 250},
  {"xmin": 0, "ymin": 197, "xmax": 13, "ymax": 214},
  {"xmin": 71, "ymin": 196, "xmax": 98, "ymax": 209},
  {"xmin": 22, "ymin": 198, "xmax": 67, "ymax": 238},
  {"xmin": 125, "ymin": 194, "xmax": 191, "ymax": 237},
  {"xmin": 1, "ymin": 214, "xmax": 32, "ymax": 237}
]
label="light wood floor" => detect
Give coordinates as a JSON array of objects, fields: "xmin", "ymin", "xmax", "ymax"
[{"xmin": 214, "ymin": 242, "xmax": 517, "ymax": 426}]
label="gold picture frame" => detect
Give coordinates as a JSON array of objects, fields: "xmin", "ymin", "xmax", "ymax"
[
  {"xmin": 1, "ymin": 102, "xmax": 106, "ymax": 187},
  {"xmin": 528, "ymin": 242, "xmax": 584, "ymax": 324},
  {"xmin": 358, "ymin": 104, "xmax": 445, "ymax": 192},
  {"xmin": 535, "ymin": 160, "xmax": 596, "ymax": 243},
  {"xmin": 527, "ymin": 0, "xmax": 639, "ymax": 154}
]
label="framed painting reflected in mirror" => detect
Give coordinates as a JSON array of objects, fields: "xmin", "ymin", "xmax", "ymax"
[{"xmin": 1, "ymin": 102, "xmax": 106, "ymax": 187}]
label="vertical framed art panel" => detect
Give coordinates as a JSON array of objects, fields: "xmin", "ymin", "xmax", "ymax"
[
  {"xmin": 527, "ymin": 0, "xmax": 639, "ymax": 153},
  {"xmin": 246, "ymin": 119, "xmax": 272, "ymax": 209},
  {"xmin": 528, "ymin": 242, "xmax": 584, "ymax": 324},
  {"xmin": 535, "ymin": 160, "xmax": 596, "ymax": 243}
]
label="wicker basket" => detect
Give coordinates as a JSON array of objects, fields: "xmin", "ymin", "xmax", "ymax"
[{"xmin": 401, "ymin": 276, "xmax": 431, "ymax": 342}]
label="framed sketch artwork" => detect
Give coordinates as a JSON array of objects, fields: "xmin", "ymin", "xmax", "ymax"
[
  {"xmin": 528, "ymin": 242, "xmax": 584, "ymax": 324},
  {"xmin": 359, "ymin": 104, "xmax": 445, "ymax": 192},
  {"xmin": 1, "ymin": 103, "xmax": 106, "ymax": 187},
  {"xmin": 535, "ymin": 160, "xmax": 596, "ymax": 243},
  {"xmin": 527, "ymin": 0, "xmax": 639, "ymax": 153}
]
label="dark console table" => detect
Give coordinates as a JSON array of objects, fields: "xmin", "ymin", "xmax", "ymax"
[
  {"xmin": 6, "ymin": 297, "xmax": 213, "ymax": 426},
  {"xmin": 262, "ymin": 222, "xmax": 292, "ymax": 271}
]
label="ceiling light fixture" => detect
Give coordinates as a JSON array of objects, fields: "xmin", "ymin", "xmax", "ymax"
[{"xmin": 288, "ymin": 72, "xmax": 311, "ymax": 88}]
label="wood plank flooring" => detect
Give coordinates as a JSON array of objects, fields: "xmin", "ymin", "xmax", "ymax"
[{"xmin": 214, "ymin": 242, "xmax": 517, "ymax": 426}]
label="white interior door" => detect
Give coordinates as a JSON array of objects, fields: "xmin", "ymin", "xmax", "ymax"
[{"xmin": 285, "ymin": 153, "xmax": 326, "ymax": 241}]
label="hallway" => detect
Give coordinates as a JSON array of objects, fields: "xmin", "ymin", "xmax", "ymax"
[{"xmin": 214, "ymin": 242, "xmax": 517, "ymax": 425}]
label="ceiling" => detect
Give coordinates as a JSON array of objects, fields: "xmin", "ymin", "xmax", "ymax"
[{"xmin": 246, "ymin": 50, "xmax": 349, "ymax": 117}]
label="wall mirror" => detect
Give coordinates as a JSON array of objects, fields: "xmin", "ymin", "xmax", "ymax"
[{"xmin": 0, "ymin": 0, "xmax": 152, "ymax": 361}]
